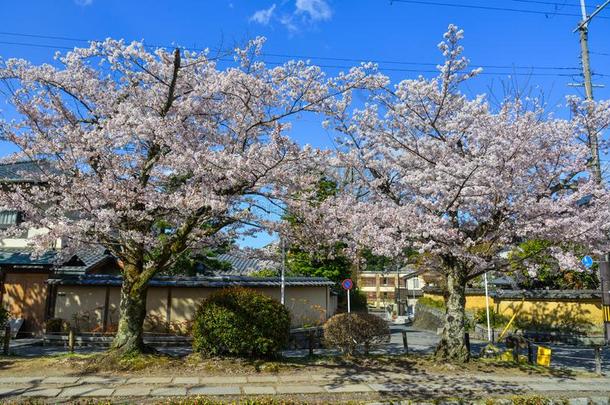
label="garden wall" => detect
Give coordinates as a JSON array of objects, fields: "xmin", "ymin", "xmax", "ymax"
[
  {"xmin": 422, "ymin": 288, "xmax": 604, "ymax": 332},
  {"xmin": 53, "ymin": 284, "xmax": 334, "ymax": 333}
]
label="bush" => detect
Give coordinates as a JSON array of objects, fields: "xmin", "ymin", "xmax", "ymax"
[
  {"xmin": 417, "ymin": 296, "xmax": 446, "ymax": 310},
  {"xmin": 336, "ymin": 288, "xmax": 368, "ymax": 313},
  {"xmin": 473, "ymin": 307, "xmax": 511, "ymax": 328},
  {"xmin": 323, "ymin": 312, "xmax": 390, "ymax": 355},
  {"xmin": 192, "ymin": 288, "xmax": 291, "ymax": 358}
]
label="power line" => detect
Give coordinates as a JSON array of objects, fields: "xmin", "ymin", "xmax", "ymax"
[
  {"xmin": 390, "ymin": 0, "xmax": 610, "ymax": 19},
  {"xmin": 0, "ymin": 31, "xmax": 584, "ymax": 73},
  {"xmin": 509, "ymin": 0, "xmax": 595, "ymax": 9},
  {"xmin": 0, "ymin": 40, "xmax": 595, "ymax": 78},
  {"xmin": 262, "ymin": 52, "xmax": 579, "ymax": 70},
  {"xmin": 0, "ymin": 40, "xmax": 73, "ymax": 51}
]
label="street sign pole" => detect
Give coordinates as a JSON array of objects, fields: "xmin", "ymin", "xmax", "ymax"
[
  {"xmin": 342, "ymin": 278, "xmax": 353, "ymax": 314},
  {"xmin": 583, "ymin": 255, "xmax": 609, "ymax": 344},
  {"xmin": 347, "ymin": 289, "xmax": 351, "ymax": 313}
]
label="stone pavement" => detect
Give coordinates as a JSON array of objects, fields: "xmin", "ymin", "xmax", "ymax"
[{"xmin": 1, "ymin": 373, "xmax": 610, "ymax": 400}]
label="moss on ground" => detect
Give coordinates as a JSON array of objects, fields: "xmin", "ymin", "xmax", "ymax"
[{"xmin": 0, "ymin": 351, "xmax": 594, "ymax": 379}]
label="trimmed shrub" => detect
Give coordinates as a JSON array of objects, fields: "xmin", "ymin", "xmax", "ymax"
[
  {"xmin": 192, "ymin": 288, "xmax": 291, "ymax": 358},
  {"xmin": 323, "ymin": 312, "xmax": 390, "ymax": 355}
]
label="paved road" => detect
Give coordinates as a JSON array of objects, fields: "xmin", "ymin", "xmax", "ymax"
[
  {"xmin": 388, "ymin": 325, "xmax": 610, "ymax": 373},
  {"xmin": 8, "ymin": 325, "xmax": 610, "ymax": 373}
]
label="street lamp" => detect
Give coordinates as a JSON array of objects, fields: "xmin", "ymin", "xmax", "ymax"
[{"xmin": 484, "ymin": 272, "xmax": 492, "ymax": 342}]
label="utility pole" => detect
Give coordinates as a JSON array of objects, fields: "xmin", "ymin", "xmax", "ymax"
[
  {"xmin": 575, "ymin": 0, "xmax": 608, "ymax": 183},
  {"xmin": 574, "ymin": 0, "xmax": 610, "ymax": 344}
]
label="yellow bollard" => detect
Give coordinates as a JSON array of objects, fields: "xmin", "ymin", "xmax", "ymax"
[{"xmin": 536, "ymin": 346, "xmax": 552, "ymax": 367}]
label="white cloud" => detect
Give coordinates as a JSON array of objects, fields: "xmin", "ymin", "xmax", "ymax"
[
  {"xmin": 280, "ymin": 14, "xmax": 299, "ymax": 33},
  {"xmin": 250, "ymin": 4, "xmax": 277, "ymax": 25},
  {"xmin": 295, "ymin": 0, "xmax": 332, "ymax": 21},
  {"xmin": 74, "ymin": 0, "xmax": 93, "ymax": 5}
]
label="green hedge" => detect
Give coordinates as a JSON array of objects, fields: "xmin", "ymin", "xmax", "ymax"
[
  {"xmin": 192, "ymin": 288, "xmax": 291, "ymax": 358},
  {"xmin": 417, "ymin": 296, "xmax": 446, "ymax": 310}
]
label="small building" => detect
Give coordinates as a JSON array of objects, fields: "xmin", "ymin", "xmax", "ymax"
[
  {"xmin": 0, "ymin": 161, "xmax": 338, "ymax": 336},
  {"xmin": 0, "ymin": 247, "xmax": 117, "ymax": 335}
]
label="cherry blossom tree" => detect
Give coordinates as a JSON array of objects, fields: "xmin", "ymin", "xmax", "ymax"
[
  {"xmin": 289, "ymin": 25, "xmax": 610, "ymax": 362},
  {"xmin": 0, "ymin": 39, "xmax": 380, "ymax": 356}
]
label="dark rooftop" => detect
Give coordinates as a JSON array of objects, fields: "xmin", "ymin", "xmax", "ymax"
[
  {"xmin": 211, "ymin": 253, "xmax": 277, "ymax": 276},
  {"xmin": 0, "ymin": 160, "xmax": 47, "ymax": 183},
  {"xmin": 0, "ymin": 247, "xmax": 114, "ymax": 275},
  {"xmin": 47, "ymin": 274, "xmax": 335, "ymax": 288}
]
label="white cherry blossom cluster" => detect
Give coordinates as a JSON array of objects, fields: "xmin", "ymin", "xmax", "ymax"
[{"xmin": 286, "ymin": 25, "xmax": 610, "ymax": 277}]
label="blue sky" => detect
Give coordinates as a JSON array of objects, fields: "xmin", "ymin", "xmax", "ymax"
[{"xmin": 1, "ymin": 0, "xmax": 609, "ymax": 247}]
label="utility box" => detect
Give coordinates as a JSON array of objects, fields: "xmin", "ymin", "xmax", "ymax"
[{"xmin": 536, "ymin": 346, "xmax": 552, "ymax": 367}]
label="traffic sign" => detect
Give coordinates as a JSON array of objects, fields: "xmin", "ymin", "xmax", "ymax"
[
  {"xmin": 582, "ymin": 256, "xmax": 594, "ymax": 268},
  {"xmin": 341, "ymin": 278, "xmax": 353, "ymax": 290}
]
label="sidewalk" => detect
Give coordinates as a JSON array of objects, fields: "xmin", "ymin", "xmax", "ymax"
[{"xmin": 1, "ymin": 373, "xmax": 610, "ymax": 400}]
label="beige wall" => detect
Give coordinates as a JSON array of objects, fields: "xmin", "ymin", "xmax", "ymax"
[
  {"xmin": 257, "ymin": 286, "xmax": 331, "ymax": 327},
  {"xmin": 0, "ymin": 228, "xmax": 62, "ymax": 248},
  {"xmin": 54, "ymin": 286, "xmax": 107, "ymax": 332},
  {"xmin": 2, "ymin": 272, "xmax": 49, "ymax": 333},
  {"xmin": 54, "ymin": 284, "xmax": 334, "ymax": 331}
]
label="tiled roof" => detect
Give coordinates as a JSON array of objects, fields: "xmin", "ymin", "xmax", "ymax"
[
  {"xmin": 493, "ymin": 289, "xmax": 602, "ymax": 300},
  {"xmin": 56, "ymin": 247, "xmax": 116, "ymax": 275},
  {"xmin": 0, "ymin": 249, "xmax": 56, "ymax": 268},
  {"xmin": 48, "ymin": 274, "xmax": 335, "ymax": 288},
  {"xmin": 0, "ymin": 247, "xmax": 114, "ymax": 274},
  {"xmin": 0, "ymin": 160, "xmax": 46, "ymax": 183},
  {"xmin": 423, "ymin": 286, "xmax": 602, "ymax": 300},
  {"xmin": 212, "ymin": 253, "xmax": 277, "ymax": 276}
]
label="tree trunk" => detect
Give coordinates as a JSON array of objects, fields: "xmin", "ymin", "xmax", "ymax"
[
  {"xmin": 110, "ymin": 266, "xmax": 149, "ymax": 355},
  {"xmin": 434, "ymin": 266, "xmax": 470, "ymax": 362}
]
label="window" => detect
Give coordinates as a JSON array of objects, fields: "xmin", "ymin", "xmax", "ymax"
[
  {"xmin": 412, "ymin": 278, "xmax": 420, "ymax": 289},
  {"xmin": 0, "ymin": 211, "xmax": 21, "ymax": 229},
  {"xmin": 383, "ymin": 277, "xmax": 388, "ymax": 286}
]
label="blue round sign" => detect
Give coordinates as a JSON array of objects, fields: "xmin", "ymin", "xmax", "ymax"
[
  {"xmin": 341, "ymin": 278, "xmax": 353, "ymax": 290},
  {"xmin": 581, "ymin": 255, "xmax": 594, "ymax": 268}
]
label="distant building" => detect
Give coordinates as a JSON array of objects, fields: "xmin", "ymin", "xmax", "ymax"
[{"xmin": 357, "ymin": 269, "xmax": 425, "ymax": 311}]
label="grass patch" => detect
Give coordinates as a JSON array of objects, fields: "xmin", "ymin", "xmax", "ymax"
[
  {"xmin": 417, "ymin": 296, "xmax": 446, "ymax": 310},
  {"xmin": 160, "ymin": 398, "xmax": 364, "ymax": 405},
  {"xmin": 0, "ymin": 350, "xmax": 594, "ymax": 379},
  {"xmin": 79, "ymin": 351, "xmax": 175, "ymax": 373}
]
